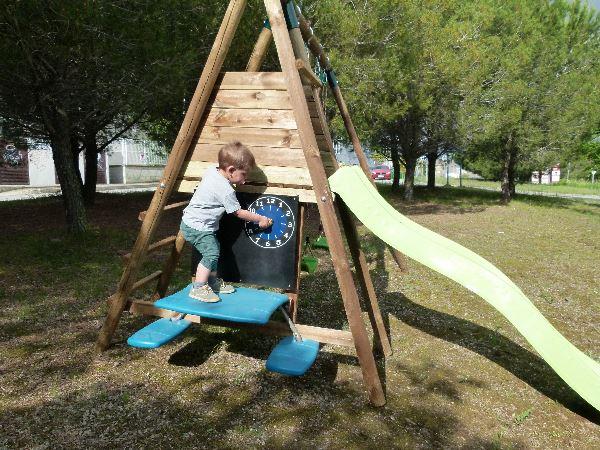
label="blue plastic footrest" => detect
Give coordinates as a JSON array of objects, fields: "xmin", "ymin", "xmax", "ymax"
[
  {"xmin": 154, "ymin": 284, "xmax": 289, "ymax": 325},
  {"xmin": 266, "ymin": 336, "xmax": 320, "ymax": 376},
  {"xmin": 127, "ymin": 317, "xmax": 192, "ymax": 349}
]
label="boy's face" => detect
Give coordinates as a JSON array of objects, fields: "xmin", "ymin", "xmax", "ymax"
[{"xmin": 225, "ymin": 166, "xmax": 248, "ymax": 185}]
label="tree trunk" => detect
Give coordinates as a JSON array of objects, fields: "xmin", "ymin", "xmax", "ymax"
[
  {"xmin": 391, "ymin": 146, "xmax": 401, "ymax": 189},
  {"xmin": 500, "ymin": 145, "xmax": 517, "ymax": 204},
  {"xmin": 83, "ymin": 131, "xmax": 99, "ymax": 206},
  {"xmin": 403, "ymin": 157, "xmax": 416, "ymax": 201},
  {"xmin": 49, "ymin": 111, "xmax": 87, "ymax": 232},
  {"xmin": 427, "ymin": 151, "xmax": 437, "ymax": 188}
]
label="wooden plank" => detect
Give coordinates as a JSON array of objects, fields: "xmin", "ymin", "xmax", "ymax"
[
  {"xmin": 211, "ymin": 90, "xmax": 320, "ymax": 117},
  {"xmin": 139, "ymin": 200, "xmax": 189, "ymax": 221},
  {"xmin": 212, "ymin": 89, "xmax": 291, "ymax": 110},
  {"xmin": 131, "ymin": 270, "xmax": 162, "ymax": 292},
  {"xmin": 122, "ymin": 235, "xmax": 177, "ymax": 263},
  {"xmin": 189, "ymin": 143, "xmax": 335, "ymax": 170},
  {"xmin": 218, "ymin": 72, "xmax": 287, "ymax": 90},
  {"xmin": 205, "ymin": 108, "xmax": 297, "ymax": 129},
  {"xmin": 95, "ymin": 0, "xmax": 247, "ymax": 352},
  {"xmin": 154, "ymin": 232, "xmax": 187, "ymax": 300},
  {"xmin": 196, "ymin": 126, "xmax": 325, "ymax": 149},
  {"xmin": 175, "ymin": 179, "xmax": 316, "ymax": 203},
  {"xmin": 266, "ymin": 0, "xmax": 385, "ymax": 406},
  {"xmin": 296, "ymin": 59, "xmax": 322, "ymax": 87},
  {"xmin": 182, "ymin": 161, "xmax": 313, "ymax": 187},
  {"xmin": 128, "ymin": 300, "xmax": 354, "ymax": 347}
]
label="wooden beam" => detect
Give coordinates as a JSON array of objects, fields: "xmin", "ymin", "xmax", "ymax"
[
  {"xmin": 128, "ymin": 300, "xmax": 354, "ymax": 347},
  {"xmin": 122, "ymin": 235, "xmax": 178, "ymax": 263},
  {"xmin": 131, "ymin": 270, "xmax": 162, "ymax": 292},
  {"xmin": 294, "ymin": 8, "xmax": 408, "ymax": 272},
  {"xmin": 296, "ymin": 59, "xmax": 322, "ymax": 88},
  {"xmin": 95, "ymin": 0, "xmax": 247, "ymax": 352},
  {"xmin": 310, "ymin": 87, "xmax": 392, "ymax": 357},
  {"xmin": 138, "ymin": 201, "xmax": 189, "ymax": 221},
  {"xmin": 154, "ymin": 232, "xmax": 187, "ymax": 300},
  {"xmin": 265, "ymin": 0, "xmax": 385, "ymax": 406},
  {"xmin": 246, "ymin": 26, "xmax": 272, "ymax": 71}
]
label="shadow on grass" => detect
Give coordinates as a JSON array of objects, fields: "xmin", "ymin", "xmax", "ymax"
[
  {"xmin": 381, "ymin": 291, "xmax": 600, "ymax": 424},
  {"xmin": 0, "ymin": 366, "xmax": 521, "ymax": 449}
]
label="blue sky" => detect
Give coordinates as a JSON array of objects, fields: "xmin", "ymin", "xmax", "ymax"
[{"xmin": 587, "ymin": 0, "xmax": 600, "ymax": 10}]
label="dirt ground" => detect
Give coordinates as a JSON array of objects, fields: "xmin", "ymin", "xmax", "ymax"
[{"xmin": 0, "ymin": 189, "xmax": 599, "ymax": 449}]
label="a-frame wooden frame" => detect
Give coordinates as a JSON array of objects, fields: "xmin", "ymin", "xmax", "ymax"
[{"xmin": 96, "ymin": 0, "xmax": 393, "ymax": 406}]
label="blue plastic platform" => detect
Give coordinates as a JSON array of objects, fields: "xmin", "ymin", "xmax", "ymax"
[
  {"xmin": 266, "ymin": 336, "xmax": 320, "ymax": 376},
  {"xmin": 127, "ymin": 317, "xmax": 192, "ymax": 349},
  {"xmin": 154, "ymin": 284, "xmax": 289, "ymax": 325}
]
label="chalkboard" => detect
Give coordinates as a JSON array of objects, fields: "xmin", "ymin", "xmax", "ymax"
[{"xmin": 191, "ymin": 193, "xmax": 299, "ymax": 290}]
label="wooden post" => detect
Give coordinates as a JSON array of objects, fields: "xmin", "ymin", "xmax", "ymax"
[
  {"xmin": 295, "ymin": 7, "xmax": 408, "ymax": 272},
  {"xmin": 95, "ymin": 0, "xmax": 248, "ymax": 351},
  {"xmin": 246, "ymin": 24, "xmax": 272, "ymax": 71},
  {"xmin": 153, "ymin": 231, "xmax": 187, "ymax": 300},
  {"xmin": 310, "ymin": 85, "xmax": 392, "ymax": 358},
  {"xmin": 265, "ymin": 0, "xmax": 385, "ymax": 406}
]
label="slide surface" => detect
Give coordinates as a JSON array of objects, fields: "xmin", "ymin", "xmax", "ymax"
[{"xmin": 329, "ymin": 166, "xmax": 600, "ymax": 411}]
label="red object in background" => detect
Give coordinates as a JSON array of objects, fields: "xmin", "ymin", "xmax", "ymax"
[{"xmin": 370, "ymin": 165, "xmax": 390, "ymax": 180}]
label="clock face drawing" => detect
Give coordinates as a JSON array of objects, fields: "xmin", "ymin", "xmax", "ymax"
[{"xmin": 244, "ymin": 196, "xmax": 296, "ymax": 249}]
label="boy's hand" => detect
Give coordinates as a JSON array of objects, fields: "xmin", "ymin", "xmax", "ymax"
[{"xmin": 258, "ymin": 216, "xmax": 273, "ymax": 229}]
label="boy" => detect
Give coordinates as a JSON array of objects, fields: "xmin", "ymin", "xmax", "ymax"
[{"xmin": 180, "ymin": 141, "xmax": 272, "ymax": 302}]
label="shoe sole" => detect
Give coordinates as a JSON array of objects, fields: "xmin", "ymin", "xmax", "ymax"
[
  {"xmin": 214, "ymin": 287, "xmax": 235, "ymax": 294},
  {"xmin": 189, "ymin": 293, "xmax": 220, "ymax": 303}
]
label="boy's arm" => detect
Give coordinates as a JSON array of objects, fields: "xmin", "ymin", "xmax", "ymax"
[{"xmin": 233, "ymin": 209, "xmax": 272, "ymax": 228}]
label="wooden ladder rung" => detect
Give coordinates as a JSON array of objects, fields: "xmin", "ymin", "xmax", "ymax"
[
  {"xmin": 121, "ymin": 235, "xmax": 178, "ymax": 263},
  {"xmin": 139, "ymin": 200, "xmax": 189, "ymax": 221},
  {"xmin": 131, "ymin": 270, "xmax": 163, "ymax": 292}
]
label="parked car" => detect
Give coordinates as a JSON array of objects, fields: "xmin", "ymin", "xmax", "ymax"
[{"xmin": 370, "ymin": 165, "xmax": 391, "ymax": 180}]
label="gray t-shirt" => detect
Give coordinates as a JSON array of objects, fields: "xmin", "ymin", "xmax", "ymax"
[{"xmin": 182, "ymin": 166, "xmax": 241, "ymax": 231}]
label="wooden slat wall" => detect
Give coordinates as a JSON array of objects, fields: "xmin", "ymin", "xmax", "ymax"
[{"xmin": 178, "ymin": 72, "xmax": 337, "ymax": 201}]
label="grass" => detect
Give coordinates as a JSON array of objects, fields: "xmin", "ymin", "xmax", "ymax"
[
  {"xmin": 414, "ymin": 176, "xmax": 600, "ymax": 196},
  {"xmin": 0, "ymin": 188, "xmax": 599, "ymax": 448}
]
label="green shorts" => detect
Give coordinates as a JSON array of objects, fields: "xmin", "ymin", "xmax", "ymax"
[{"xmin": 180, "ymin": 222, "xmax": 220, "ymax": 272}]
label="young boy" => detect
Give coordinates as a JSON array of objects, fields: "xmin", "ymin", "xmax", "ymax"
[{"xmin": 180, "ymin": 141, "xmax": 272, "ymax": 302}]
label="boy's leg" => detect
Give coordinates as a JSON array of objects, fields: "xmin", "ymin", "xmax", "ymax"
[{"xmin": 181, "ymin": 224, "xmax": 220, "ymax": 302}]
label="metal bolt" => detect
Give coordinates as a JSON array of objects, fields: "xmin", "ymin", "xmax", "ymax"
[
  {"xmin": 321, "ymin": 196, "xmax": 326, "ymax": 202},
  {"xmin": 160, "ymin": 182, "xmax": 166, "ymax": 189}
]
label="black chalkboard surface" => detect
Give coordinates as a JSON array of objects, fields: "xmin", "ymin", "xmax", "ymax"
[{"xmin": 191, "ymin": 193, "xmax": 299, "ymax": 290}]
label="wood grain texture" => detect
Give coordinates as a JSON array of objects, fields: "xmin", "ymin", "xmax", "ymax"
[
  {"xmin": 189, "ymin": 143, "xmax": 335, "ymax": 169},
  {"xmin": 175, "ymin": 179, "xmax": 316, "ymax": 202},
  {"xmin": 181, "ymin": 160, "xmax": 313, "ymax": 187}
]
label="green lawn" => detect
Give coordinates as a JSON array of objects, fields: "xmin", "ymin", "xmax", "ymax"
[
  {"xmin": 416, "ymin": 176, "xmax": 600, "ymax": 197},
  {"xmin": 1, "ymin": 189, "xmax": 598, "ymax": 448}
]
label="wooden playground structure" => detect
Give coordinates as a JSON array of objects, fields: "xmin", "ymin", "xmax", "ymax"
[{"xmin": 96, "ymin": 0, "xmax": 406, "ymax": 406}]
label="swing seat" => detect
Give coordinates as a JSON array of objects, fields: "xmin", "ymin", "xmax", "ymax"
[
  {"xmin": 266, "ymin": 336, "xmax": 320, "ymax": 376},
  {"xmin": 127, "ymin": 317, "xmax": 192, "ymax": 349},
  {"xmin": 154, "ymin": 284, "xmax": 289, "ymax": 325}
]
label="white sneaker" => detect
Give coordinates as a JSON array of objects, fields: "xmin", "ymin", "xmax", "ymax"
[{"xmin": 189, "ymin": 283, "xmax": 220, "ymax": 303}]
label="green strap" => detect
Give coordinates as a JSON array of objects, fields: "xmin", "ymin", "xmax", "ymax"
[
  {"xmin": 326, "ymin": 69, "xmax": 338, "ymax": 89},
  {"xmin": 283, "ymin": 0, "xmax": 300, "ymax": 29}
]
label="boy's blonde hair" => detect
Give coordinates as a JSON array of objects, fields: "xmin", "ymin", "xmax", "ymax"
[{"xmin": 218, "ymin": 141, "xmax": 255, "ymax": 171}]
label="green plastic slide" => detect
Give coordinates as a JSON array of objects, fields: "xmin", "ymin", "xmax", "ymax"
[{"xmin": 329, "ymin": 166, "xmax": 600, "ymax": 411}]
